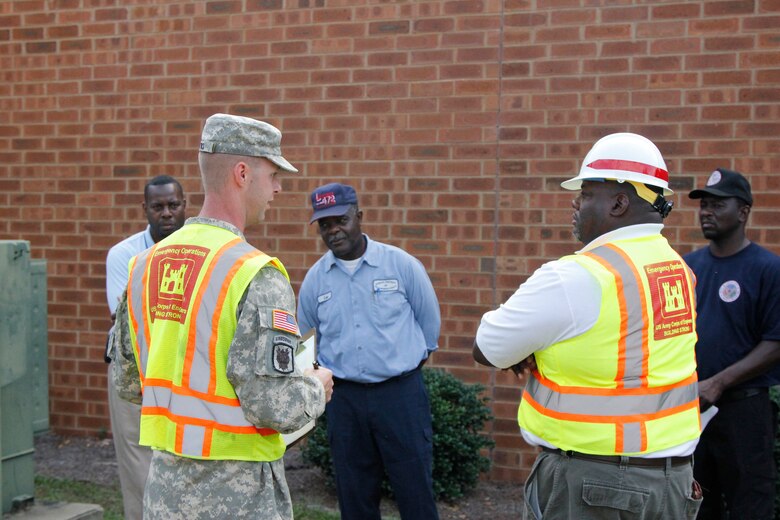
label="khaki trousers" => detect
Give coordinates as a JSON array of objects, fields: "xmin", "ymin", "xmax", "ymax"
[
  {"xmin": 107, "ymin": 365, "xmax": 152, "ymax": 520},
  {"xmin": 524, "ymin": 449, "xmax": 702, "ymax": 519}
]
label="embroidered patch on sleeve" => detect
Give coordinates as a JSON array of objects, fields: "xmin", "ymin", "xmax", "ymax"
[
  {"xmin": 272, "ymin": 335, "xmax": 295, "ymax": 374},
  {"xmin": 272, "ymin": 309, "xmax": 300, "ymax": 335}
]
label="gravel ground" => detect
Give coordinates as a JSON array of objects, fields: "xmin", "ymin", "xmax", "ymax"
[{"xmin": 33, "ymin": 432, "xmax": 524, "ymax": 519}]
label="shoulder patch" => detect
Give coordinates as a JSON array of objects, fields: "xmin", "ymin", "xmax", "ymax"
[
  {"xmin": 271, "ymin": 309, "xmax": 300, "ymax": 335},
  {"xmin": 272, "ymin": 337, "xmax": 294, "ymax": 374}
]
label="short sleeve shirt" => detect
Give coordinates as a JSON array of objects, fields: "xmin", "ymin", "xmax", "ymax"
[{"xmin": 684, "ymin": 243, "xmax": 780, "ymax": 387}]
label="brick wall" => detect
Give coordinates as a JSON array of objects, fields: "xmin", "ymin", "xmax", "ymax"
[{"xmin": 1, "ymin": 0, "xmax": 779, "ymax": 483}]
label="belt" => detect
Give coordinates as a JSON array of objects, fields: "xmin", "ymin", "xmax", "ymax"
[
  {"xmin": 333, "ymin": 366, "xmax": 421, "ymax": 387},
  {"xmin": 542, "ymin": 447, "xmax": 692, "ymax": 468},
  {"xmin": 718, "ymin": 386, "xmax": 766, "ymax": 404}
]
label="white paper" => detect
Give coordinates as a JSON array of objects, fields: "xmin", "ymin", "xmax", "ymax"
[
  {"xmin": 700, "ymin": 404, "xmax": 719, "ymax": 431},
  {"xmin": 294, "ymin": 330, "xmax": 316, "ymax": 369},
  {"xmin": 282, "ymin": 330, "xmax": 317, "ymax": 447}
]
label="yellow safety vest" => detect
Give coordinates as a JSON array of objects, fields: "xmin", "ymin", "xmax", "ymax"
[
  {"xmin": 518, "ymin": 234, "xmax": 701, "ymax": 455},
  {"xmin": 127, "ymin": 223, "xmax": 290, "ymax": 461}
]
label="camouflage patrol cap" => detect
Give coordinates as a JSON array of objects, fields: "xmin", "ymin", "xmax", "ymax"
[{"xmin": 199, "ymin": 113, "xmax": 298, "ymax": 173}]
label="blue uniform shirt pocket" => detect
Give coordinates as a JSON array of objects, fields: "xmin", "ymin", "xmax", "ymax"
[{"xmin": 370, "ymin": 278, "xmax": 406, "ymax": 325}]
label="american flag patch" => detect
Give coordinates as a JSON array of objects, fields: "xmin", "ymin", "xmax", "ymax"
[{"xmin": 272, "ymin": 309, "xmax": 299, "ymax": 335}]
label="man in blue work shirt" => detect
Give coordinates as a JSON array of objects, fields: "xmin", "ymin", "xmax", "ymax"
[{"xmin": 297, "ymin": 182, "xmax": 441, "ymax": 520}]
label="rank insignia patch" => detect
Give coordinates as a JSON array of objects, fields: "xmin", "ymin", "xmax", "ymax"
[{"xmin": 272, "ymin": 336, "xmax": 294, "ymax": 374}]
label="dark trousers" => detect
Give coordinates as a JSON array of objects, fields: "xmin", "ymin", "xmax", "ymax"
[
  {"xmin": 326, "ymin": 368, "xmax": 439, "ymax": 520},
  {"xmin": 694, "ymin": 389, "xmax": 777, "ymax": 520}
]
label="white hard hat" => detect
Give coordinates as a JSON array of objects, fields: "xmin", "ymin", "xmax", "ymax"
[{"xmin": 561, "ymin": 133, "xmax": 673, "ymax": 196}]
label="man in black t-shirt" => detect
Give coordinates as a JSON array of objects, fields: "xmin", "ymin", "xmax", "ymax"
[{"xmin": 684, "ymin": 168, "xmax": 780, "ymax": 520}]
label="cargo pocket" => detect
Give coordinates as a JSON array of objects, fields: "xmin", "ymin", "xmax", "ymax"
[{"xmin": 582, "ymin": 479, "xmax": 648, "ymax": 516}]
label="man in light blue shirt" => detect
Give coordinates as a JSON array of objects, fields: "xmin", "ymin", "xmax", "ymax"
[
  {"xmin": 298, "ymin": 182, "xmax": 440, "ymax": 520},
  {"xmin": 105, "ymin": 175, "xmax": 186, "ymax": 520},
  {"xmin": 106, "ymin": 176, "xmax": 187, "ymax": 318}
]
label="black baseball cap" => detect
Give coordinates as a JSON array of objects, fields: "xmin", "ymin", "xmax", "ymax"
[{"xmin": 689, "ymin": 168, "xmax": 753, "ymax": 205}]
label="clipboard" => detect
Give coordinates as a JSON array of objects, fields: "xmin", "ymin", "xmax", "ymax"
[
  {"xmin": 294, "ymin": 328, "xmax": 317, "ymax": 369},
  {"xmin": 282, "ymin": 329, "xmax": 318, "ymax": 447}
]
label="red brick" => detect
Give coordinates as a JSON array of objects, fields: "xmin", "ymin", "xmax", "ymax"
[
  {"xmin": 602, "ymin": 6, "xmax": 649, "ymax": 23},
  {"xmin": 443, "ymin": 1, "xmax": 487, "ymax": 15},
  {"xmin": 740, "ymin": 88, "xmax": 780, "ymax": 102},
  {"xmin": 369, "ymin": 20, "xmax": 409, "ymax": 34},
  {"xmin": 743, "ymin": 14, "xmax": 780, "ymax": 31},
  {"xmin": 701, "ymin": 105, "xmax": 750, "ymax": 120},
  {"xmin": 414, "ymin": 17, "xmax": 454, "ymax": 32},
  {"xmin": 602, "ymin": 40, "xmax": 648, "ymax": 57},
  {"xmin": 583, "ymin": 57, "xmax": 629, "ymax": 74},
  {"xmin": 636, "ymin": 20, "xmax": 686, "ymax": 38},
  {"xmin": 325, "ymin": 23, "xmax": 366, "ymax": 39},
  {"xmin": 742, "ymin": 51, "xmax": 780, "ymax": 68},
  {"xmin": 704, "ymin": 1, "xmax": 755, "ymax": 16}
]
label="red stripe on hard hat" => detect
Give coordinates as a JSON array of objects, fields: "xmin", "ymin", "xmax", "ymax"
[{"xmin": 587, "ymin": 159, "xmax": 669, "ymax": 182}]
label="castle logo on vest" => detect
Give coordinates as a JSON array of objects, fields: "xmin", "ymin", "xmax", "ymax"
[
  {"xmin": 645, "ymin": 260, "xmax": 694, "ymax": 340},
  {"xmin": 148, "ymin": 245, "xmax": 209, "ymax": 324}
]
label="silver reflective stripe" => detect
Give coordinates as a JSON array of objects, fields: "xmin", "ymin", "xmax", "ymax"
[
  {"xmin": 587, "ymin": 245, "xmax": 645, "ymax": 389},
  {"xmin": 182, "ymin": 425, "xmax": 207, "ymax": 458},
  {"xmin": 526, "ymin": 375, "xmax": 698, "ymax": 416},
  {"xmin": 188, "ymin": 240, "xmax": 260, "ymax": 393},
  {"xmin": 143, "ymin": 384, "xmax": 252, "ymax": 427},
  {"xmin": 623, "ymin": 423, "xmax": 642, "ymax": 453},
  {"xmin": 129, "ymin": 248, "xmax": 153, "ymax": 375}
]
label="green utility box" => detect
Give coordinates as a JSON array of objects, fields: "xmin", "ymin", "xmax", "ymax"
[
  {"xmin": 30, "ymin": 259, "xmax": 49, "ymax": 435},
  {"xmin": 0, "ymin": 241, "xmax": 48, "ymax": 514}
]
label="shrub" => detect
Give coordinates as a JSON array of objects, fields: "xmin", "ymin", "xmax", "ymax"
[{"xmin": 301, "ymin": 367, "xmax": 495, "ymax": 502}]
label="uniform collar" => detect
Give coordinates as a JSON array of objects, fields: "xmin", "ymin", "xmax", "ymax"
[
  {"xmin": 324, "ymin": 234, "xmax": 378, "ymax": 270},
  {"xmin": 578, "ymin": 223, "xmax": 664, "ymax": 253},
  {"xmin": 142, "ymin": 225, "xmax": 155, "ymax": 248},
  {"xmin": 184, "ymin": 216, "xmax": 245, "ymax": 240}
]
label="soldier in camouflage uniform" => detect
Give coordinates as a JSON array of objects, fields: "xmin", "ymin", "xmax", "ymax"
[{"xmin": 112, "ymin": 113, "xmax": 333, "ymax": 520}]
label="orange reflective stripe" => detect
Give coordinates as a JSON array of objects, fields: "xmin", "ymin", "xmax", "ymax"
[
  {"xmin": 614, "ymin": 422, "xmax": 647, "ymax": 453},
  {"xmin": 602, "ymin": 254, "xmax": 629, "ymax": 387},
  {"xmin": 584, "ymin": 244, "xmax": 652, "ymax": 389},
  {"xmin": 175, "ymin": 421, "xmax": 184, "ymax": 454},
  {"xmin": 127, "ymin": 254, "xmax": 142, "ymax": 375},
  {"xmin": 140, "ymin": 247, "xmax": 155, "ymax": 381},
  {"xmin": 144, "ymin": 377, "xmax": 241, "ymax": 406},
  {"xmin": 607, "ymin": 244, "xmax": 651, "ymax": 388},
  {"xmin": 207, "ymin": 249, "xmax": 260, "ymax": 395},
  {"xmin": 128, "ymin": 246, "xmax": 157, "ymax": 384},
  {"xmin": 181, "ymin": 237, "xmax": 242, "ymax": 387},
  {"xmin": 142, "ymin": 406, "xmax": 276, "ymax": 435},
  {"xmin": 203, "ymin": 428, "xmax": 213, "ymax": 458}
]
